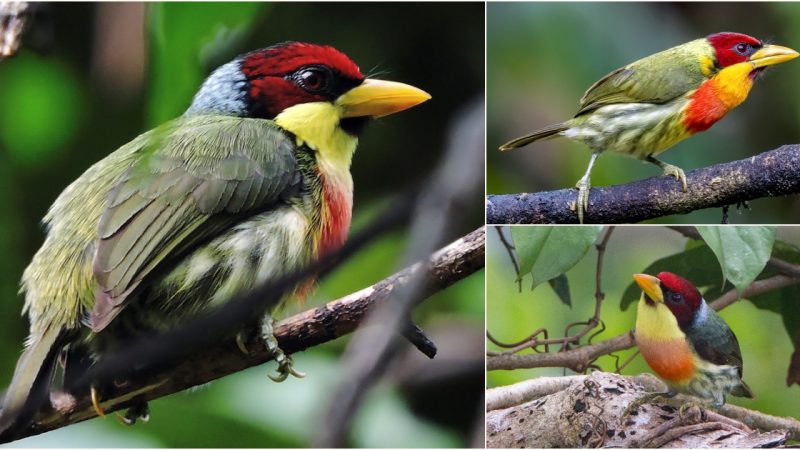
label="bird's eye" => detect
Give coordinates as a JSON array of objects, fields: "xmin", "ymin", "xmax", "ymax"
[
  {"xmin": 734, "ymin": 43, "xmax": 751, "ymax": 55},
  {"xmin": 668, "ymin": 293, "xmax": 684, "ymax": 304},
  {"xmin": 294, "ymin": 67, "xmax": 330, "ymax": 93}
]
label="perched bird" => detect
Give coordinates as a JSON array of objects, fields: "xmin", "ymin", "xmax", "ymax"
[
  {"xmin": 633, "ymin": 272, "xmax": 753, "ymax": 407},
  {"xmin": 0, "ymin": 41, "xmax": 430, "ymax": 433},
  {"xmin": 500, "ymin": 32, "xmax": 799, "ymax": 223}
]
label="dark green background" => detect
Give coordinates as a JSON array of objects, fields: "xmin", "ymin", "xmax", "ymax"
[{"xmin": 0, "ymin": 2, "xmax": 484, "ymax": 447}]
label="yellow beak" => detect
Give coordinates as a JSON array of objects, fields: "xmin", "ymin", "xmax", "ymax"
[
  {"xmin": 749, "ymin": 44, "xmax": 800, "ymax": 68},
  {"xmin": 633, "ymin": 273, "xmax": 664, "ymax": 303},
  {"xmin": 337, "ymin": 79, "xmax": 431, "ymax": 118}
]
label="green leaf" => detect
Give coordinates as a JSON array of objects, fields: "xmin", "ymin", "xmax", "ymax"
[
  {"xmin": 0, "ymin": 53, "xmax": 84, "ymax": 165},
  {"xmin": 620, "ymin": 244, "xmax": 723, "ymax": 311},
  {"xmin": 547, "ymin": 273, "xmax": 572, "ymax": 307},
  {"xmin": 697, "ymin": 226, "xmax": 776, "ymax": 295},
  {"xmin": 510, "ymin": 226, "xmax": 602, "ymax": 290},
  {"xmin": 147, "ymin": 3, "xmax": 268, "ymax": 125}
]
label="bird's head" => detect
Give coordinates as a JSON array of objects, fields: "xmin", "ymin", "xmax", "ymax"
[
  {"xmin": 186, "ymin": 41, "xmax": 430, "ymax": 161},
  {"xmin": 706, "ymin": 32, "xmax": 799, "ymax": 80},
  {"xmin": 633, "ymin": 272, "xmax": 703, "ymax": 329}
]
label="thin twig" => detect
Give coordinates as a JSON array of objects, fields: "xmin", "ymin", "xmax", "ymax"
[
  {"xmin": 488, "ymin": 273, "xmax": 800, "ymax": 372},
  {"xmin": 495, "ymin": 226, "xmax": 522, "ymax": 292}
]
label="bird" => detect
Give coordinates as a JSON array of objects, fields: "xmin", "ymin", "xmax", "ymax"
[
  {"xmin": 0, "ymin": 41, "xmax": 430, "ymax": 434},
  {"xmin": 633, "ymin": 272, "xmax": 753, "ymax": 407},
  {"xmin": 499, "ymin": 32, "xmax": 799, "ymax": 223}
]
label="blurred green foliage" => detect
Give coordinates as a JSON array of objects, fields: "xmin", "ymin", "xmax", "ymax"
[
  {"xmin": 487, "ymin": 226, "xmax": 800, "ymax": 420},
  {"xmin": 488, "ymin": 3, "xmax": 800, "ymax": 223},
  {"xmin": 0, "ymin": 2, "xmax": 484, "ymax": 447},
  {"xmin": 0, "ymin": 54, "xmax": 84, "ymax": 165}
]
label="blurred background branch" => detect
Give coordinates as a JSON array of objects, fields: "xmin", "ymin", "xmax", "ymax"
[{"xmin": 315, "ymin": 99, "xmax": 485, "ymax": 447}]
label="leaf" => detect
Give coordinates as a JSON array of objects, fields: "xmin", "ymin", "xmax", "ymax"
[
  {"xmin": 547, "ymin": 273, "xmax": 572, "ymax": 307},
  {"xmin": 697, "ymin": 226, "xmax": 776, "ymax": 296},
  {"xmin": 620, "ymin": 244, "xmax": 723, "ymax": 311},
  {"xmin": 0, "ymin": 54, "xmax": 84, "ymax": 165},
  {"xmin": 147, "ymin": 3, "xmax": 268, "ymax": 125},
  {"xmin": 510, "ymin": 226, "xmax": 602, "ymax": 290},
  {"xmin": 744, "ymin": 239, "xmax": 800, "ymax": 386}
]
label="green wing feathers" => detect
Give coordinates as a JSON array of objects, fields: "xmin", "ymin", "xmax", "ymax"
[
  {"xmin": 576, "ymin": 38, "xmax": 711, "ymax": 115},
  {"xmin": 686, "ymin": 308, "xmax": 754, "ymax": 399},
  {"xmin": 90, "ymin": 116, "xmax": 299, "ymax": 331},
  {"xmin": 0, "ymin": 327, "xmax": 63, "ymax": 437}
]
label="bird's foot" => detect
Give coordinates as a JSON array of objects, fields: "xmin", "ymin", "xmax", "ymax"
[
  {"xmin": 261, "ymin": 315, "xmax": 305, "ymax": 382},
  {"xmin": 575, "ymin": 177, "xmax": 591, "ymax": 224},
  {"xmin": 118, "ymin": 401, "xmax": 150, "ymax": 426},
  {"xmin": 660, "ymin": 163, "xmax": 687, "ymax": 192}
]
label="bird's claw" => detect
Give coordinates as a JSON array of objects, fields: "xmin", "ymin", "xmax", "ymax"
[
  {"xmin": 261, "ymin": 315, "xmax": 305, "ymax": 383},
  {"xmin": 575, "ymin": 177, "xmax": 591, "ymax": 224},
  {"xmin": 268, "ymin": 354, "xmax": 306, "ymax": 382},
  {"xmin": 661, "ymin": 163, "xmax": 687, "ymax": 192},
  {"xmin": 90, "ymin": 385, "xmax": 106, "ymax": 418},
  {"xmin": 235, "ymin": 331, "xmax": 250, "ymax": 355}
]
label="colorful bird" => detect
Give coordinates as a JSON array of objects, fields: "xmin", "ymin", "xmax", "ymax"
[
  {"xmin": 633, "ymin": 272, "xmax": 753, "ymax": 407},
  {"xmin": 0, "ymin": 42, "xmax": 430, "ymax": 433},
  {"xmin": 500, "ymin": 32, "xmax": 799, "ymax": 223}
]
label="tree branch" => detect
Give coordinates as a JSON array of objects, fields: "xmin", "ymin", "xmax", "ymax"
[
  {"xmin": 487, "ymin": 145, "xmax": 800, "ymax": 224},
  {"xmin": 486, "ymin": 372, "xmax": 799, "ymax": 447},
  {"xmin": 487, "ymin": 273, "xmax": 800, "ymax": 372},
  {"xmin": 3, "ymin": 226, "xmax": 485, "ymax": 443}
]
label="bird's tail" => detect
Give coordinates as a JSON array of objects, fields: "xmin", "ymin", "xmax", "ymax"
[
  {"xmin": 499, "ymin": 123, "xmax": 568, "ymax": 151},
  {"xmin": 731, "ymin": 379, "xmax": 755, "ymax": 399},
  {"xmin": 0, "ymin": 326, "xmax": 63, "ymax": 438}
]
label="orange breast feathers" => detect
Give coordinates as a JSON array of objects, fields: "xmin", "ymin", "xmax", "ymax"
[
  {"xmin": 636, "ymin": 335, "xmax": 697, "ymax": 383},
  {"xmin": 317, "ymin": 172, "xmax": 353, "ymax": 257},
  {"xmin": 682, "ymin": 63, "xmax": 755, "ymax": 134}
]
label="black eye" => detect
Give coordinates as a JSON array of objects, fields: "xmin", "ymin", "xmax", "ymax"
[
  {"xmin": 668, "ymin": 292, "xmax": 684, "ymax": 304},
  {"xmin": 294, "ymin": 67, "xmax": 330, "ymax": 93},
  {"xmin": 734, "ymin": 43, "xmax": 751, "ymax": 56}
]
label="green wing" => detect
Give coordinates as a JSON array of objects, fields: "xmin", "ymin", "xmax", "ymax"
[
  {"xmin": 90, "ymin": 115, "xmax": 300, "ymax": 331},
  {"xmin": 576, "ymin": 38, "xmax": 711, "ymax": 116},
  {"xmin": 684, "ymin": 307, "xmax": 744, "ymax": 377}
]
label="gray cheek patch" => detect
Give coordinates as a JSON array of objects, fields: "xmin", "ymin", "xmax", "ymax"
[{"xmin": 185, "ymin": 59, "xmax": 249, "ymax": 117}]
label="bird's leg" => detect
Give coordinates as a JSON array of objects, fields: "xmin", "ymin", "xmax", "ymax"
[
  {"xmin": 575, "ymin": 151, "xmax": 600, "ymax": 224},
  {"xmin": 646, "ymin": 156, "xmax": 687, "ymax": 192},
  {"xmin": 261, "ymin": 315, "xmax": 305, "ymax": 382}
]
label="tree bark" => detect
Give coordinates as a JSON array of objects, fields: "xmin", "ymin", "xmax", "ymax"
[{"xmin": 486, "ymin": 372, "xmax": 797, "ymax": 448}]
